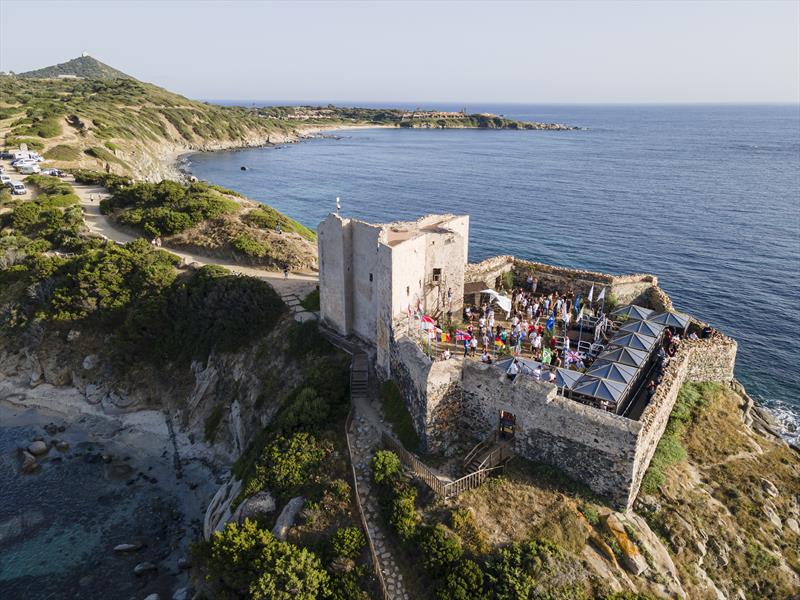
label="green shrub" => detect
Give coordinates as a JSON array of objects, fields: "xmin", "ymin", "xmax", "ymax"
[
  {"xmin": 275, "ymin": 386, "xmax": 330, "ymax": 433},
  {"xmin": 330, "ymin": 526, "xmax": 365, "ymax": 560},
  {"xmin": 389, "ymin": 485, "xmax": 419, "ymax": 541},
  {"xmin": 486, "ymin": 539, "xmax": 565, "ymax": 599},
  {"xmin": 436, "ymin": 559, "xmax": 487, "ymax": 600},
  {"xmin": 232, "ymin": 234, "xmax": 268, "ymax": 257},
  {"xmin": 450, "ymin": 508, "xmax": 490, "ymax": 556},
  {"xmin": 195, "ymin": 519, "xmax": 330, "ymax": 600},
  {"xmin": 5, "ymin": 137, "xmax": 45, "ymax": 152},
  {"xmin": 579, "ymin": 504, "xmax": 600, "ymax": 526},
  {"xmin": 243, "ymin": 433, "xmax": 328, "ymax": 500},
  {"xmin": 85, "ymin": 145, "xmax": 127, "ymax": 167},
  {"xmin": 11, "ymin": 203, "xmax": 42, "ymax": 230},
  {"xmin": 371, "ymin": 450, "xmax": 402, "ymax": 486},
  {"xmin": 379, "ymin": 380, "xmax": 419, "ymax": 451},
  {"xmin": 419, "ymin": 524, "xmax": 463, "ymax": 574},
  {"xmin": 14, "ymin": 116, "xmax": 62, "ymax": 138},
  {"xmin": 301, "ymin": 288, "xmax": 320, "ymax": 311},
  {"xmin": 104, "ymin": 141, "xmax": 119, "ymax": 151}
]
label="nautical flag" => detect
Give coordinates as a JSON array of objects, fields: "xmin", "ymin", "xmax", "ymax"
[
  {"xmin": 588, "ymin": 285, "xmax": 594, "ymax": 303},
  {"xmin": 597, "ymin": 288, "xmax": 606, "ymax": 302},
  {"xmin": 546, "ymin": 310, "xmax": 555, "ymax": 332},
  {"xmin": 574, "ymin": 293, "xmax": 581, "ymax": 313},
  {"xmin": 455, "ymin": 330, "xmax": 472, "ymax": 341}
]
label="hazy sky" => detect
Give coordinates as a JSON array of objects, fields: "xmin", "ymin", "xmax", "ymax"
[{"xmin": 1, "ymin": 0, "xmax": 798, "ymax": 103}]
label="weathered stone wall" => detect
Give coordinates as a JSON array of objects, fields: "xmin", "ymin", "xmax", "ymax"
[{"xmin": 459, "ymin": 361, "xmax": 643, "ymax": 507}]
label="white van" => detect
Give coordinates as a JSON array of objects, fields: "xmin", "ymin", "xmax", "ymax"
[
  {"xmin": 11, "ymin": 182, "xmax": 27, "ymax": 195},
  {"xmin": 18, "ymin": 163, "xmax": 40, "ymax": 175},
  {"xmin": 0, "ymin": 174, "xmax": 10, "ymax": 184}
]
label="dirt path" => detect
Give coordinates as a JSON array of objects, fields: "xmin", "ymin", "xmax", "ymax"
[{"xmin": 67, "ymin": 173, "xmax": 320, "ymax": 298}]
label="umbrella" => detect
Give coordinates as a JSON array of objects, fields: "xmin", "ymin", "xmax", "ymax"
[
  {"xmin": 572, "ymin": 375, "xmax": 627, "ymax": 403},
  {"xmin": 646, "ymin": 311, "xmax": 690, "ymax": 330},
  {"xmin": 610, "ymin": 305, "xmax": 654, "ymax": 321},
  {"xmin": 585, "ymin": 360, "xmax": 638, "ymax": 385},
  {"xmin": 595, "ymin": 346, "xmax": 648, "ymax": 368},
  {"xmin": 618, "ymin": 319, "xmax": 665, "ymax": 338},
  {"xmin": 608, "ymin": 332, "xmax": 658, "ymax": 352}
]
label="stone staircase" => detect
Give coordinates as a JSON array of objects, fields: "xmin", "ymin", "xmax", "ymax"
[{"xmin": 279, "ymin": 291, "xmax": 318, "ymax": 323}]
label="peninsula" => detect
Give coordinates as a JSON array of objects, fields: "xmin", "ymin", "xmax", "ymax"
[{"xmin": 0, "ymin": 54, "xmax": 796, "ymax": 600}]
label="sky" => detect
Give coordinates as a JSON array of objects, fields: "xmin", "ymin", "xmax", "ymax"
[{"xmin": 1, "ymin": 0, "xmax": 798, "ymax": 104}]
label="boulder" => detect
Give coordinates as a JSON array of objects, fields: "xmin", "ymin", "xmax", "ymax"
[
  {"xmin": 786, "ymin": 517, "xmax": 799, "ymax": 535},
  {"xmin": 20, "ymin": 450, "xmax": 39, "ymax": 473},
  {"xmin": 232, "ymin": 491, "xmax": 276, "ymax": 525},
  {"xmin": 133, "ymin": 562, "xmax": 157, "ymax": 575},
  {"xmin": 27, "ymin": 441, "xmax": 48, "ymax": 456},
  {"xmin": 143, "ymin": 594, "xmax": 160, "ymax": 600},
  {"xmin": 762, "ymin": 502, "xmax": 782, "ymax": 529},
  {"xmin": 172, "ymin": 589, "xmax": 189, "ymax": 600},
  {"xmin": 55, "ymin": 441, "xmax": 70, "ymax": 452},
  {"xmin": 604, "ymin": 512, "xmax": 648, "ymax": 576},
  {"xmin": 113, "ymin": 542, "xmax": 143, "ymax": 552},
  {"xmin": 82, "ymin": 354, "xmax": 99, "ymax": 370},
  {"xmin": 66, "ymin": 329, "xmax": 81, "ymax": 342},
  {"xmin": 272, "ymin": 497, "xmax": 305, "ymax": 541},
  {"xmin": 760, "ymin": 478, "xmax": 779, "ymax": 498}
]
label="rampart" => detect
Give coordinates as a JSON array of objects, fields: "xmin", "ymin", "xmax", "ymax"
[
  {"xmin": 388, "ymin": 329, "xmax": 737, "ymax": 509},
  {"xmin": 464, "ymin": 255, "xmax": 668, "ymax": 308}
]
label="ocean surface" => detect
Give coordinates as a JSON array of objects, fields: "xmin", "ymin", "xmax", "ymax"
[{"xmin": 188, "ymin": 103, "xmax": 800, "ymax": 440}]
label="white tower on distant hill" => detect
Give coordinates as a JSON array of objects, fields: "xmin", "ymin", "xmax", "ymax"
[{"xmin": 81, "ymin": 51, "xmax": 89, "ymax": 58}]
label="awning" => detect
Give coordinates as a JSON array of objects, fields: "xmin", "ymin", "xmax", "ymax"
[
  {"xmin": 555, "ymin": 368, "xmax": 582, "ymax": 389},
  {"xmin": 608, "ymin": 332, "xmax": 658, "ymax": 352},
  {"xmin": 479, "ymin": 289, "xmax": 512, "ymax": 314},
  {"xmin": 646, "ymin": 311, "xmax": 690, "ymax": 330},
  {"xmin": 595, "ymin": 346, "xmax": 649, "ymax": 368},
  {"xmin": 572, "ymin": 375, "xmax": 627, "ymax": 403},
  {"xmin": 618, "ymin": 319, "xmax": 665, "ymax": 338},
  {"xmin": 585, "ymin": 360, "xmax": 638, "ymax": 385},
  {"xmin": 610, "ymin": 305, "xmax": 654, "ymax": 321}
]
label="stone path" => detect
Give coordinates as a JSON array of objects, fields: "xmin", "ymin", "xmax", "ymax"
[
  {"xmin": 279, "ymin": 291, "xmax": 319, "ymax": 323},
  {"xmin": 348, "ymin": 412, "xmax": 409, "ymax": 600}
]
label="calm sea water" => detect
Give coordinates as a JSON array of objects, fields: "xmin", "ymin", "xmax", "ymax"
[{"xmin": 189, "ymin": 103, "xmax": 800, "ymax": 438}]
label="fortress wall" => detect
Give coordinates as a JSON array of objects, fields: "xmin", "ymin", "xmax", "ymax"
[
  {"xmin": 318, "ymin": 215, "xmax": 353, "ymax": 335},
  {"xmin": 459, "ymin": 361, "xmax": 642, "ymax": 507},
  {"xmin": 684, "ymin": 334, "xmax": 738, "ymax": 383}
]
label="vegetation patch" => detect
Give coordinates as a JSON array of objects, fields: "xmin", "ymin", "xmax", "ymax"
[
  {"xmin": 44, "ymin": 144, "xmax": 82, "ymax": 161},
  {"xmin": 640, "ymin": 382, "xmax": 718, "ymax": 494},
  {"xmin": 101, "ymin": 179, "xmax": 239, "ymax": 238},
  {"xmin": 301, "ymin": 288, "xmax": 320, "ymax": 311},
  {"xmin": 380, "ymin": 379, "xmax": 420, "ymax": 451},
  {"xmin": 244, "ymin": 205, "xmax": 316, "ymax": 241}
]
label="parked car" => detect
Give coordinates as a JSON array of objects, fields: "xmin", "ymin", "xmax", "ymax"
[
  {"xmin": 0, "ymin": 174, "xmax": 11, "ymax": 184},
  {"xmin": 41, "ymin": 168, "xmax": 65, "ymax": 177},
  {"xmin": 0, "ymin": 152, "xmax": 13, "ymax": 160},
  {"xmin": 10, "ymin": 182, "xmax": 27, "ymax": 195}
]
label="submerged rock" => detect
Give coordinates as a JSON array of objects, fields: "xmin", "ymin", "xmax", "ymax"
[
  {"xmin": 28, "ymin": 440, "xmax": 48, "ymax": 456},
  {"xmin": 113, "ymin": 542, "xmax": 143, "ymax": 552},
  {"xmin": 20, "ymin": 450, "xmax": 39, "ymax": 473},
  {"xmin": 133, "ymin": 561, "xmax": 157, "ymax": 575}
]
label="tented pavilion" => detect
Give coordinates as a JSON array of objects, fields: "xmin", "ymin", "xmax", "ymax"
[
  {"xmin": 585, "ymin": 361, "xmax": 638, "ymax": 386},
  {"xmin": 610, "ymin": 304, "xmax": 654, "ymax": 322},
  {"xmin": 608, "ymin": 332, "xmax": 659, "ymax": 353},
  {"xmin": 618, "ymin": 319, "xmax": 665, "ymax": 339},
  {"xmin": 595, "ymin": 346, "xmax": 649, "ymax": 369},
  {"xmin": 646, "ymin": 311, "xmax": 690, "ymax": 332},
  {"xmin": 570, "ymin": 376, "xmax": 627, "ymax": 409}
]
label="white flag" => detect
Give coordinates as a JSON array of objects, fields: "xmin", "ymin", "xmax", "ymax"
[
  {"xmin": 588, "ymin": 285, "xmax": 594, "ymax": 303},
  {"xmin": 577, "ymin": 306, "xmax": 584, "ymax": 321},
  {"xmin": 597, "ymin": 288, "xmax": 606, "ymax": 302}
]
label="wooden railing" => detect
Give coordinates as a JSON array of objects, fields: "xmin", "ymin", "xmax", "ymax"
[
  {"xmin": 345, "ymin": 408, "xmax": 390, "ymax": 600},
  {"xmin": 382, "ymin": 432, "xmax": 446, "ymax": 496}
]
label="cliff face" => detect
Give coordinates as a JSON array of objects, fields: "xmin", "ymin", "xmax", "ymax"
[{"xmin": 0, "ymin": 316, "xmax": 306, "ymax": 463}]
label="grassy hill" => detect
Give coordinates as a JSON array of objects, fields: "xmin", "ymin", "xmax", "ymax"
[{"xmin": 18, "ymin": 55, "xmax": 134, "ymax": 80}]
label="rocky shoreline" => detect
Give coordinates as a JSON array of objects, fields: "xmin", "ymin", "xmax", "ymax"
[{"xmin": 0, "ymin": 381, "xmax": 225, "ymax": 600}]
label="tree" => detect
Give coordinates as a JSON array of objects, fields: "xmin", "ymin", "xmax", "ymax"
[
  {"xmin": 371, "ymin": 450, "xmax": 401, "ymax": 486},
  {"xmin": 419, "ymin": 524, "xmax": 463, "ymax": 575}
]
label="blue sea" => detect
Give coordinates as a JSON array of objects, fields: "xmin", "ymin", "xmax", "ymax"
[{"xmin": 189, "ymin": 103, "xmax": 800, "ymax": 440}]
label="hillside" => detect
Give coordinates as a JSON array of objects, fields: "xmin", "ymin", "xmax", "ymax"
[
  {"xmin": 0, "ymin": 56, "xmax": 576, "ymax": 181},
  {"xmin": 18, "ymin": 54, "xmax": 134, "ymax": 80}
]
